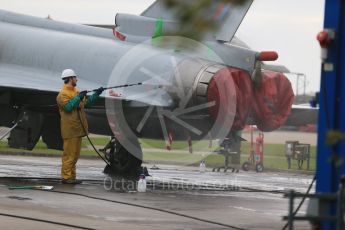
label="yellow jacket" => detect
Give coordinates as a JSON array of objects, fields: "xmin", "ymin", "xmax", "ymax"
[{"xmin": 56, "ymin": 85, "xmax": 89, "ymax": 139}]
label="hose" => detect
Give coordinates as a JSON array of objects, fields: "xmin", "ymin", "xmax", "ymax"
[
  {"xmin": 77, "ymin": 108, "xmax": 112, "ymax": 169},
  {"xmin": 2, "ymin": 176, "xmax": 315, "ymax": 230},
  {"xmin": 281, "ymin": 175, "xmax": 316, "ymax": 230},
  {"xmin": 0, "ymin": 212, "xmax": 95, "ymax": 230},
  {"xmin": 47, "ymin": 189, "xmax": 249, "ymax": 230}
]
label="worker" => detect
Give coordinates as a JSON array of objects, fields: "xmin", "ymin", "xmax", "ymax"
[{"xmin": 56, "ymin": 69, "xmax": 103, "ymax": 184}]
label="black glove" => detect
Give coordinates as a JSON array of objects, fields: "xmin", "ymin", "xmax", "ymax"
[
  {"xmin": 78, "ymin": 90, "xmax": 88, "ymax": 100},
  {"xmin": 95, "ymin": 87, "xmax": 104, "ymax": 96}
]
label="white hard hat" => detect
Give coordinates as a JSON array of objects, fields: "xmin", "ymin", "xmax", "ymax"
[{"xmin": 61, "ymin": 69, "xmax": 77, "ymax": 79}]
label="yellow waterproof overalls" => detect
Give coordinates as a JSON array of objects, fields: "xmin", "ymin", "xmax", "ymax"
[{"xmin": 56, "ymin": 85, "xmax": 93, "ymax": 180}]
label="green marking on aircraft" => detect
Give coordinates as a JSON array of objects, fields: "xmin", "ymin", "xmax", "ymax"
[{"xmin": 151, "ymin": 18, "xmax": 164, "ymax": 45}]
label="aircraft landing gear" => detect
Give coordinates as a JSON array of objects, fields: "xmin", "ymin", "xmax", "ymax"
[
  {"xmin": 101, "ymin": 136, "xmax": 144, "ymax": 177},
  {"xmin": 212, "ymin": 133, "xmax": 242, "ymax": 173}
]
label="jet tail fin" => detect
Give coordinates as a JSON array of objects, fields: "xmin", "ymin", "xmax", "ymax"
[
  {"xmin": 214, "ymin": 1, "xmax": 253, "ymax": 42},
  {"xmin": 141, "ymin": 0, "xmax": 175, "ymax": 20},
  {"xmin": 141, "ymin": 0, "xmax": 253, "ymax": 42}
]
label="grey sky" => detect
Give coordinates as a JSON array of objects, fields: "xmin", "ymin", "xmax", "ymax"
[{"xmin": 0, "ymin": 0, "xmax": 325, "ymax": 93}]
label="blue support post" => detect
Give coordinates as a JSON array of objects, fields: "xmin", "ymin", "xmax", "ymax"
[{"xmin": 316, "ymin": 0, "xmax": 345, "ymax": 229}]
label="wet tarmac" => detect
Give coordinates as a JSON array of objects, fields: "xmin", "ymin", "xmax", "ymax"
[{"xmin": 0, "ymin": 155, "xmax": 314, "ymax": 230}]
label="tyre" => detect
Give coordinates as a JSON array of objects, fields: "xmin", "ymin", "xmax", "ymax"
[
  {"xmin": 256, "ymin": 163, "xmax": 264, "ymax": 172},
  {"xmin": 242, "ymin": 162, "xmax": 250, "ymax": 171},
  {"xmin": 104, "ymin": 138, "xmax": 142, "ymax": 176},
  {"xmin": 113, "ymin": 147, "xmax": 142, "ymax": 173}
]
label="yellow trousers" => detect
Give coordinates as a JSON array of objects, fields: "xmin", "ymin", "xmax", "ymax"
[{"xmin": 61, "ymin": 137, "xmax": 82, "ymax": 180}]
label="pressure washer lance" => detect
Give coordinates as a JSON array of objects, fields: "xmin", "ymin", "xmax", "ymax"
[
  {"xmin": 77, "ymin": 83, "xmax": 143, "ymax": 169},
  {"xmin": 86, "ymin": 82, "xmax": 143, "ymax": 93}
]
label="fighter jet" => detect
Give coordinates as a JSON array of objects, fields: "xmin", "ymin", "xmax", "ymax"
[{"xmin": 0, "ymin": 0, "xmax": 311, "ymax": 174}]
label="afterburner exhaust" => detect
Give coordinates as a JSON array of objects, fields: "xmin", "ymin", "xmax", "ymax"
[{"xmin": 197, "ymin": 66, "xmax": 294, "ymax": 132}]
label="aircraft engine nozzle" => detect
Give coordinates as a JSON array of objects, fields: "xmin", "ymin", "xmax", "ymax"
[
  {"xmin": 251, "ymin": 71, "xmax": 294, "ymax": 131},
  {"xmin": 177, "ymin": 60, "xmax": 253, "ymax": 132},
  {"xmin": 172, "ymin": 59, "xmax": 294, "ymax": 134},
  {"xmin": 205, "ymin": 67, "xmax": 253, "ymax": 131}
]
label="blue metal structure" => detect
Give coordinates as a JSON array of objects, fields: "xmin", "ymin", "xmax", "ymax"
[{"xmin": 316, "ymin": 0, "xmax": 345, "ymax": 229}]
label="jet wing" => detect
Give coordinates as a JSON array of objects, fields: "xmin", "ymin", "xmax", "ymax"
[
  {"xmin": 0, "ymin": 63, "xmax": 100, "ymax": 93},
  {"xmin": 0, "ymin": 63, "xmax": 172, "ymax": 107}
]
